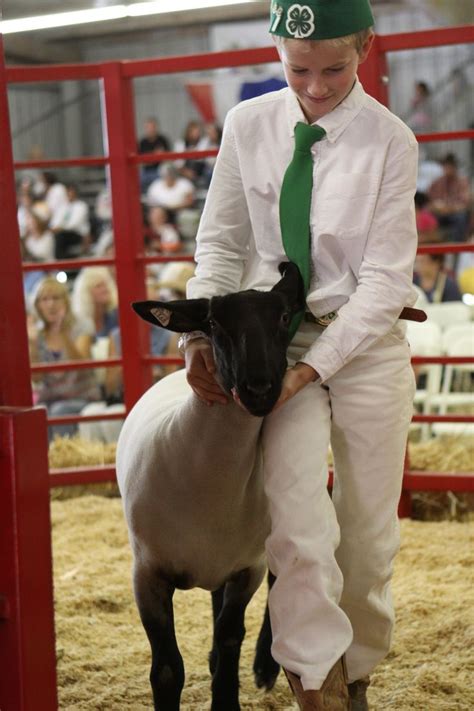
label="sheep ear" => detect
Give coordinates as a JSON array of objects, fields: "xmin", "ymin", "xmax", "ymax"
[
  {"xmin": 132, "ymin": 299, "xmax": 210, "ymax": 333},
  {"xmin": 272, "ymin": 262, "xmax": 306, "ymax": 314}
]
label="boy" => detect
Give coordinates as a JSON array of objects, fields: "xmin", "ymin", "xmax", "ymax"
[{"xmin": 181, "ymin": 1, "xmax": 418, "ymax": 708}]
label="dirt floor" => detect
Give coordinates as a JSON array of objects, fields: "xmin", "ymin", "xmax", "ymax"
[{"xmin": 51, "ymin": 495, "xmax": 473, "ymax": 710}]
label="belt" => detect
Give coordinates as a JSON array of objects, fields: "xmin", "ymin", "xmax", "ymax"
[
  {"xmin": 304, "ymin": 311, "xmax": 338, "ymax": 327},
  {"xmin": 304, "ymin": 306, "xmax": 427, "ymax": 328}
]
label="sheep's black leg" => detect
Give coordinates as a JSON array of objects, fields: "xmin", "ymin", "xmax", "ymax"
[
  {"xmin": 253, "ymin": 570, "xmax": 280, "ymax": 690},
  {"xmin": 211, "ymin": 564, "xmax": 265, "ymax": 711},
  {"xmin": 209, "ymin": 585, "xmax": 225, "ymax": 676},
  {"xmin": 133, "ymin": 564, "xmax": 184, "ymax": 711}
]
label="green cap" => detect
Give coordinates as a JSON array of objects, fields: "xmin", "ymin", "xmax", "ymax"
[{"xmin": 269, "ymin": 0, "xmax": 374, "ymax": 40}]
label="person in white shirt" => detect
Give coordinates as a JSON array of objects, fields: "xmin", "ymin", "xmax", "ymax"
[
  {"xmin": 22, "ymin": 208, "xmax": 55, "ymax": 263},
  {"xmin": 39, "ymin": 172, "xmax": 69, "ymax": 225},
  {"xmin": 51, "ymin": 184, "xmax": 90, "ymax": 237},
  {"xmin": 173, "ymin": 119, "xmax": 206, "ymax": 182},
  {"xmin": 51, "ymin": 184, "xmax": 90, "ymax": 259},
  {"xmin": 182, "ymin": 1, "xmax": 419, "ymax": 708},
  {"xmin": 146, "ymin": 162, "xmax": 195, "ymax": 211}
]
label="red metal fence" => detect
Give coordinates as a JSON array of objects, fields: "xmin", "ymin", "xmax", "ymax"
[{"xmin": 1, "ymin": 25, "xmax": 473, "ymax": 711}]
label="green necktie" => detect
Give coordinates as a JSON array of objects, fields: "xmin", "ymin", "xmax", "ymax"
[{"xmin": 280, "ymin": 121, "xmax": 326, "ymax": 340}]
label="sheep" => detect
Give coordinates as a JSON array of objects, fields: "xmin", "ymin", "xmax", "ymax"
[{"xmin": 116, "ymin": 262, "xmax": 305, "ymax": 711}]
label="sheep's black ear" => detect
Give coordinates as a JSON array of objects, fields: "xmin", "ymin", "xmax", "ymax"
[
  {"xmin": 272, "ymin": 262, "xmax": 306, "ymax": 314},
  {"xmin": 132, "ymin": 298, "xmax": 211, "ymax": 333}
]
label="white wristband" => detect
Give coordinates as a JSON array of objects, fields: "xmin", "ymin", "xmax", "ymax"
[{"xmin": 177, "ymin": 330, "xmax": 209, "ymax": 355}]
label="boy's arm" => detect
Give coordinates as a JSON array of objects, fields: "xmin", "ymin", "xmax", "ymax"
[
  {"xmin": 187, "ymin": 110, "xmax": 251, "ymax": 300},
  {"xmin": 300, "ymin": 139, "xmax": 419, "ymax": 383}
]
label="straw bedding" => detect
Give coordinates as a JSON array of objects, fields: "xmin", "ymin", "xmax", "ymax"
[{"xmin": 52, "ymin": 496, "xmax": 473, "ymax": 710}]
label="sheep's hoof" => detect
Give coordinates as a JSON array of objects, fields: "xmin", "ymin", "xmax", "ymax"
[{"xmin": 253, "ymin": 657, "xmax": 280, "ymax": 691}]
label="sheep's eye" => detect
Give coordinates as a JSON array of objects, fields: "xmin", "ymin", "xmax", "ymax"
[{"xmin": 281, "ymin": 312, "xmax": 291, "ymax": 326}]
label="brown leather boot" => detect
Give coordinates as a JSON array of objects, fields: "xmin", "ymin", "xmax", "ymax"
[
  {"xmin": 348, "ymin": 676, "xmax": 370, "ymax": 710},
  {"xmin": 284, "ymin": 657, "xmax": 349, "ymax": 710}
]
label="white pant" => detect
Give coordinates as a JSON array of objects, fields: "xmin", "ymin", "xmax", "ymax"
[{"xmin": 262, "ymin": 320, "xmax": 416, "ymax": 691}]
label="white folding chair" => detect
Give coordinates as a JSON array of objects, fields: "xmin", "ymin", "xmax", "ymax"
[
  {"xmin": 441, "ymin": 322, "xmax": 474, "ymax": 355},
  {"xmin": 430, "ymin": 332, "xmax": 474, "ymax": 418},
  {"xmin": 407, "ymin": 320, "xmax": 443, "ymax": 439},
  {"xmin": 424, "ymin": 301, "xmax": 471, "ymax": 332}
]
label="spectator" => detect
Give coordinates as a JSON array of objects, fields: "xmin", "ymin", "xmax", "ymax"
[
  {"xmin": 147, "ymin": 162, "xmax": 195, "ymax": 212},
  {"xmin": 28, "ymin": 277, "xmax": 101, "ymax": 440},
  {"xmin": 38, "ymin": 171, "xmax": 68, "ymax": 226},
  {"xmin": 202, "ymin": 122, "xmax": 222, "ymax": 149},
  {"xmin": 17, "ymin": 176, "xmax": 51, "ymax": 238},
  {"xmin": 414, "ymin": 191, "xmax": 440, "ymax": 244},
  {"xmin": 416, "ymin": 147, "xmax": 444, "ymax": 193},
  {"xmin": 174, "ymin": 120, "xmax": 206, "ymax": 182},
  {"xmin": 114, "ymin": 262, "xmax": 194, "ymax": 381},
  {"xmin": 17, "ymin": 180, "xmax": 35, "ymax": 238},
  {"xmin": 78, "ymin": 263, "xmax": 194, "ymax": 443},
  {"xmin": 16, "ymin": 145, "xmax": 45, "ymax": 196},
  {"xmin": 22, "ymin": 208, "xmax": 55, "ymax": 263},
  {"xmin": 413, "ymin": 253, "xmax": 463, "ymax": 303},
  {"xmin": 71, "ymin": 267, "xmax": 119, "ymax": 340},
  {"xmin": 21, "ymin": 207, "xmax": 55, "ymax": 301},
  {"xmin": 51, "ymin": 183, "xmax": 90, "ymax": 259},
  {"xmin": 145, "ymin": 205, "xmax": 182, "ymax": 262},
  {"xmin": 428, "ymin": 154, "xmax": 471, "ymax": 242},
  {"xmin": 198, "ymin": 122, "xmax": 223, "ymax": 186},
  {"xmin": 138, "ymin": 117, "xmax": 171, "ymax": 192},
  {"xmin": 406, "ymin": 80, "xmax": 433, "ymax": 134}
]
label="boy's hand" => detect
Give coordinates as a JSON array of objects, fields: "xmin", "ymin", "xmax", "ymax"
[
  {"xmin": 271, "ymin": 362, "xmax": 318, "ymax": 412},
  {"xmin": 184, "ymin": 339, "xmax": 229, "ymax": 406}
]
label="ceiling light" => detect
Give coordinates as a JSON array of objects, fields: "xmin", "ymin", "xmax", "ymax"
[
  {"xmin": 128, "ymin": 1, "xmax": 256, "ymax": 16},
  {"xmin": 1, "ymin": 6, "xmax": 128, "ymax": 34},
  {"xmin": 0, "ymin": 1, "xmax": 258, "ymax": 34}
]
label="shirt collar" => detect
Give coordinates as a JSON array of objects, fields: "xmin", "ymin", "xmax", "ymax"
[{"xmin": 285, "ymin": 79, "xmax": 366, "ymax": 144}]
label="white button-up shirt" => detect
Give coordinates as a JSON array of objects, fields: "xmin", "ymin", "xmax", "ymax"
[{"xmin": 187, "ymin": 80, "xmax": 419, "ymax": 382}]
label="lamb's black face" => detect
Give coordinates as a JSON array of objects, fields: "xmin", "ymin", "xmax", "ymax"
[
  {"xmin": 132, "ymin": 261, "xmax": 305, "ymax": 417},
  {"xmin": 209, "ymin": 290, "xmax": 292, "ymax": 417}
]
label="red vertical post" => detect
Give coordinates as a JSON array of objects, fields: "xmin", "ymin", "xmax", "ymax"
[
  {"xmin": 358, "ymin": 34, "xmax": 389, "ymax": 106},
  {"xmin": 0, "ymin": 36, "xmax": 32, "ymax": 408},
  {"xmin": 100, "ymin": 62, "xmax": 152, "ymax": 411},
  {"xmin": 0, "ymin": 36, "xmax": 57, "ymax": 709},
  {"xmin": 0, "ymin": 407, "xmax": 58, "ymax": 711}
]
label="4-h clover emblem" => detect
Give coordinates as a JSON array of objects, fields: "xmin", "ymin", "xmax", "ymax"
[{"xmin": 285, "ymin": 4, "xmax": 315, "ymax": 38}]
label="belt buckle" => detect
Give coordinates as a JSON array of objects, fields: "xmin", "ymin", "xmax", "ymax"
[{"xmin": 314, "ymin": 310, "xmax": 338, "ymax": 327}]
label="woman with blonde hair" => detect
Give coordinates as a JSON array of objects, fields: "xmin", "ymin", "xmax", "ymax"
[
  {"xmin": 71, "ymin": 266, "xmax": 119, "ymax": 339},
  {"xmin": 29, "ymin": 276, "xmax": 101, "ymax": 440}
]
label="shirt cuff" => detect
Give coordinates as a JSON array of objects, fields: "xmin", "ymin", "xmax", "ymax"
[{"xmin": 299, "ymin": 340, "xmax": 345, "ymax": 383}]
